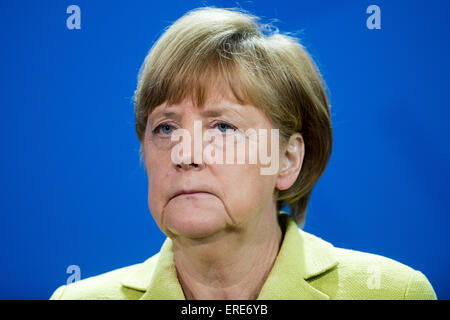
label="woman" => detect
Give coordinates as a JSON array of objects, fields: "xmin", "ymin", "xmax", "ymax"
[{"xmin": 50, "ymin": 7, "xmax": 436, "ymax": 300}]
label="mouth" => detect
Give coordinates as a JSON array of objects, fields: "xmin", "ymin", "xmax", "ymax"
[{"xmin": 170, "ymin": 190, "xmax": 215, "ymax": 200}]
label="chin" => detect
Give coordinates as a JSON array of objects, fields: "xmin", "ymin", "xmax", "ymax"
[{"xmin": 163, "ymin": 199, "xmax": 228, "ymax": 239}]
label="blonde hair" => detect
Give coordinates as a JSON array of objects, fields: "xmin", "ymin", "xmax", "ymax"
[{"xmin": 134, "ymin": 7, "xmax": 332, "ymax": 225}]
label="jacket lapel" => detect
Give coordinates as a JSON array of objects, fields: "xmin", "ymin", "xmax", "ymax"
[
  {"xmin": 138, "ymin": 239, "xmax": 186, "ymax": 300},
  {"xmin": 120, "ymin": 239, "xmax": 186, "ymax": 299},
  {"xmin": 120, "ymin": 254, "xmax": 159, "ymax": 293},
  {"xmin": 257, "ymin": 213, "xmax": 338, "ymax": 300}
]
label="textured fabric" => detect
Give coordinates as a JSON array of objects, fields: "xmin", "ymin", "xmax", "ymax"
[{"xmin": 50, "ymin": 213, "xmax": 437, "ymax": 300}]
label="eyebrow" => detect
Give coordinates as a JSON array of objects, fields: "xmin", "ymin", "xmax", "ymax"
[{"xmin": 150, "ymin": 110, "xmax": 181, "ymax": 123}]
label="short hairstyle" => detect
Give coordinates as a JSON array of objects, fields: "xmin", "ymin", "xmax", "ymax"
[{"xmin": 134, "ymin": 7, "xmax": 332, "ymax": 226}]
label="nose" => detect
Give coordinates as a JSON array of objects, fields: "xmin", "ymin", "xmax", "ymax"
[
  {"xmin": 176, "ymin": 149, "xmax": 206, "ymax": 171},
  {"xmin": 173, "ymin": 120, "xmax": 206, "ymax": 171},
  {"xmin": 177, "ymin": 161, "xmax": 205, "ymax": 171}
]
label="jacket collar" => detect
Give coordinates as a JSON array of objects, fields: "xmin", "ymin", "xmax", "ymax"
[{"xmin": 121, "ymin": 213, "xmax": 338, "ymax": 300}]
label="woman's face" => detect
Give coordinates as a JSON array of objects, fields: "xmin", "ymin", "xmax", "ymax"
[{"xmin": 143, "ymin": 83, "xmax": 282, "ymax": 240}]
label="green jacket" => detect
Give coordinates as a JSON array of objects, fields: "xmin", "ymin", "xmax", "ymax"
[{"xmin": 50, "ymin": 213, "xmax": 436, "ymax": 300}]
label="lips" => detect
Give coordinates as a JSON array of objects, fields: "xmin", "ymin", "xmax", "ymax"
[{"xmin": 170, "ymin": 189, "xmax": 214, "ymax": 200}]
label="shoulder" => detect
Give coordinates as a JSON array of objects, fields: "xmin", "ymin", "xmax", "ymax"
[
  {"xmin": 49, "ymin": 254, "xmax": 159, "ymax": 300},
  {"xmin": 301, "ymin": 230, "xmax": 437, "ymax": 300}
]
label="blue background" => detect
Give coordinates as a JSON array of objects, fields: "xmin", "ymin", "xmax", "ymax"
[{"xmin": 0, "ymin": 0, "xmax": 449, "ymax": 299}]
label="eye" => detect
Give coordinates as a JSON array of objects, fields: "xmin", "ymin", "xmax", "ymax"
[
  {"xmin": 153, "ymin": 123, "xmax": 175, "ymax": 135},
  {"xmin": 215, "ymin": 122, "xmax": 237, "ymax": 133}
]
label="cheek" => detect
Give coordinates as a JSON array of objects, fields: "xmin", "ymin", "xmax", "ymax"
[
  {"xmin": 144, "ymin": 135, "xmax": 175, "ymax": 177},
  {"xmin": 144, "ymin": 144, "xmax": 173, "ymax": 218},
  {"xmin": 218, "ymin": 164, "xmax": 277, "ymax": 221}
]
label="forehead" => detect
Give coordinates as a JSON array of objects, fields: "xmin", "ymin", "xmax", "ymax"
[
  {"xmin": 150, "ymin": 75, "xmax": 246, "ymax": 115},
  {"xmin": 146, "ymin": 71, "xmax": 273, "ymax": 128}
]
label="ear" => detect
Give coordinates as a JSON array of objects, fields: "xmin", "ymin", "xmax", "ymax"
[{"xmin": 276, "ymin": 133, "xmax": 305, "ymax": 191}]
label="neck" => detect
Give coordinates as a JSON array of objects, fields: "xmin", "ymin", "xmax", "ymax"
[{"xmin": 172, "ymin": 209, "xmax": 283, "ymax": 300}]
